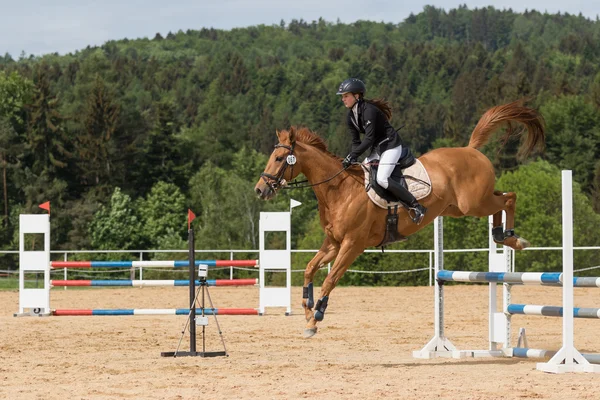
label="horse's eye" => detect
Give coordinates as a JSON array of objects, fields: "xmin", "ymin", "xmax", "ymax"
[{"xmin": 275, "ymin": 156, "xmax": 283, "ymax": 162}]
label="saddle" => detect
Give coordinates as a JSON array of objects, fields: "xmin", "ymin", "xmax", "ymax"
[
  {"xmin": 361, "ymin": 156, "xmax": 432, "ymax": 209},
  {"xmin": 360, "ymin": 149, "xmax": 433, "ymax": 249}
]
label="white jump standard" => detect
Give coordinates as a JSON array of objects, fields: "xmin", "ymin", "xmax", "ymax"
[
  {"xmin": 15, "ymin": 211, "xmax": 293, "ymax": 317},
  {"xmin": 414, "ymin": 170, "xmax": 600, "ymax": 373}
]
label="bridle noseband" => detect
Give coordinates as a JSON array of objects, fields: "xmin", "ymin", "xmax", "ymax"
[{"xmin": 260, "ymin": 143, "xmax": 296, "ymax": 191}]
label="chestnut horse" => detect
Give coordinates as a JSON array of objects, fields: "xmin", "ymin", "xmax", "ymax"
[{"xmin": 255, "ymin": 101, "xmax": 545, "ymax": 337}]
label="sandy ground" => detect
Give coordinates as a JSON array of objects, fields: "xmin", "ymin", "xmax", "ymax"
[{"xmin": 1, "ymin": 284, "xmax": 600, "ymax": 399}]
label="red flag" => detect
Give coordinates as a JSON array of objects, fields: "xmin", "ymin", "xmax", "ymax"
[
  {"xmin": 39, "ymin": 201, "xmax": 51, "ymax": 214},
  {"xmin": 188, "ymin": 209, "xmax": 196, "ymax": 230}
]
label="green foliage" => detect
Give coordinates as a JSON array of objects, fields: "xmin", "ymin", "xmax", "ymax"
[
  {"xmin": 0, "ymin": 70, "xmax": 33, "ymax": 126},
  {"xmin": 495, "ymin": 160, "xmax": 600, "ymax": 272},
  {"xmin": 189, "ymin": 151, "xmax": 277, "ymax": 250},
  {"xmin": 138, "ymin": 181, "xmax": 186, "ymax": 247},
  {"xmin": 540, "ymin": 96, "xmax": 600, "ymax": 191},
  {"xmin": 76, "ymin": 74, "xmax": 121, "ymax": 190},
  {"xmin": 1, "ymin": 8, "xmax": 600, "ymax": 284},
  {"xmin": 0, "ymin": 117, "xmax": 23, "ymax": 227},
  {"xmin": 26, "ymin": 63, "xmax": 72, "ymax": 180},
  {"xmin": 89, "ymin": 187, "xmax": 142, "ymax": 251},
  {"xmin": 150, "ymin": 229, "xmax": 188, "ymax": 261}
]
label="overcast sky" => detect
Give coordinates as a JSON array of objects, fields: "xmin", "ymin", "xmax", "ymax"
[{"xmin": 1, "ymin": 0, "xmax": 598, "ymax": 57}]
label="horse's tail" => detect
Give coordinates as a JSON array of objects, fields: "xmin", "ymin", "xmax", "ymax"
[{"xmin": 467, "ymin": 100, "xmax": 545, "ymax": 158}]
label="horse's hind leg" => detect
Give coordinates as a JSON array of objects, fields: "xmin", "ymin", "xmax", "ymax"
[
  {"xmin": 488, "ymin": 191, "xmax": 530, "ymax": 250},
  {"xmin": 303, "ymin": 237, "xmax": 338, "ymax": 323},
  {"xmin": 498, "ymin": 191, "xmax": 530, "ymax": 250},
  {"xmin": 491, "ymin": 194, "xmax": 505, "ymax": 244}
]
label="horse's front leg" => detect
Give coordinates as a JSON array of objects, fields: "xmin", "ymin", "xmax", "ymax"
[
  {"xmin": 303, "ymin": 237, "xmax": 338, "ymax": 323},
  {"xmin": 305, "ymin": 240, "xmax": 364, "ymax": 338}
]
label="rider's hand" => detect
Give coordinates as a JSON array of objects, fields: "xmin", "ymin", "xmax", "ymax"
[{"xmin": 342, "ymin": 154, "xmax": 355, "ymax": 169}]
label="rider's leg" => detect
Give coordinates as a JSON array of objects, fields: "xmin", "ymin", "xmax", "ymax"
[
  {"xmin": 386, "ymin": 179, "xmax": 427, "ymax": 224},
  {"xmin": 377, "ymin": 145, "xmax": 427, "ymax": 224},
  {"xmin": 375, "ymin": 145, "xmax": 402, "ymax": 189}
]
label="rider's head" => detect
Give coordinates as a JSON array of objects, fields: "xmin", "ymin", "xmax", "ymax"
[{"xmin": 336, "ymin": 78, "xmax": 366, "ymax": 109}]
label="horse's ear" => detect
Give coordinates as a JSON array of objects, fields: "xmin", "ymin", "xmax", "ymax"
[
  {"xmin": 276, "ymin": 130, "xmax": 281, "ymax": 140},
  {"xmin": 289, "ymin": 126, "xmax": 296, "ymax": 144}
]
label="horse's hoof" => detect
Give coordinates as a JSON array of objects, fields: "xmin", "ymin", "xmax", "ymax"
[
  {"xmin": 505, "ymin": 235, "xmax": 530, "ymax": 250},
  {"xmin": 314, "ymin": 311, "xmax": 324, "ymax": 321},
  {"xmin": 304, "ymin": 328, "xmax": 317, "ymax": 338},
  {"xmin": 517, "ymin": 237, "xmax": 530, "ymax": 250}
]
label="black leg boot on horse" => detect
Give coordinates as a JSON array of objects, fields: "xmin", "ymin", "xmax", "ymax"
[{"xmin": 386, "ymin": 178, "xmax": 427, "ymax": 224}]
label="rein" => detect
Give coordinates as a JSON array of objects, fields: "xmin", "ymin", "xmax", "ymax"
[
  {"xmin": 281, "ymin": 167, "xmax": 348, "ymax": 190},
  {"xmin": 261, "ymin": 143, "xmax": 431, "ymax": 192}
]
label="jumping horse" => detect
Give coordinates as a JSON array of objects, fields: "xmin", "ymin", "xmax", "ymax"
[{"xmin": 254, "ymin": 100, "xmax": 545, "ymax": 337}]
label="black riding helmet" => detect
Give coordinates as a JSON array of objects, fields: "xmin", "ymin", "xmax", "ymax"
[{"xmin": 336, "ymin": 78, "xmax": 366, "ymax": 95}]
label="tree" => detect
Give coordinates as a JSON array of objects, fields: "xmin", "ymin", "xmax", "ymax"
[
  {"xmin": 1, "ymin": 9, "xmax": 600, "ymax": 260},
  {"xmin": 188, "ymin": 147, "xmax": 290, "ymax": 251},
  {"xmin": 496, "ymin": 160, "xmax": 600, "ymax": 272},
  {"xmin": 89, "ymin": 187, "xmax": 143, "ymax": 251},
  {"xmin": 76, "ymin": 74, "xmax": 120, "ymax": 190},
  {"xmin": 0, "ymin": 70, "xmax": 33, "ymax": 126},
  {"xmin": 0, "ymin": 119, "xmax": 21, "ymax": 225},
  {"xmin": 541, "ymin": 95, "xmax": 600, "ymax": 191},
  {"xmin": 135, "ymin": 100, "xmax": 191, "ymax": 193},
  {"xmin": 0, "ymin": 71, "xmax": 32, "ymax": 225},
  {"xmin": 138, "ymin": 181, "xmax": 186, "ymax": 248},
  {"xmin": 26, "ymin": 62, "xmax": 71, "ymax": 177}
]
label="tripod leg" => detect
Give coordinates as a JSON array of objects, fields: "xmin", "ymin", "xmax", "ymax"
[
  {"xmin": 204, "ymin": 284, "xmax": 228, "ymax": 355},
  {"xmin": 173, "ymin": 283, "xmax": 204, "ymax": 357}
]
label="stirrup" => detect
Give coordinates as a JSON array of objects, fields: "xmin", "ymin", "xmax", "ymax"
[{"xmin": 408, "ymin": 207, "xmax": 426, "ymax": 225}]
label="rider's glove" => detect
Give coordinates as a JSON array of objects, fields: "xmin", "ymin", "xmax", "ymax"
[{"xmin": 342, "ymin": 154, "xmax": 355, "ymax": 169}]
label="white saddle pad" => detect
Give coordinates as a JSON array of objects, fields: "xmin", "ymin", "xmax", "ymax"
[{"xmin": 361, "ymin": 159, "xmax": 432, "ymax": 209}]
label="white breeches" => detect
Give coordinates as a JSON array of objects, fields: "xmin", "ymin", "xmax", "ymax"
[{"xmin": 367, "ymin": 145, "xmax": 403, "ymax": 189}]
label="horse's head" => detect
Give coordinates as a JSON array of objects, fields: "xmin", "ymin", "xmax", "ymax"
[{"xmin": 255, "ymin": 127, "xmax": 302, "ymax": 200}]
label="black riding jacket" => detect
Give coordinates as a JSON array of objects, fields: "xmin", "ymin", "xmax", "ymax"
[{"xmin": 347, "ymin": 99, "xmax": 403, "ymax": 160}]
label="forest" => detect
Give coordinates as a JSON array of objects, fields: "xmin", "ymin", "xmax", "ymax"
[{"xmin": 1, "ymin": 5, "xmax": 600, "ymax": 285}]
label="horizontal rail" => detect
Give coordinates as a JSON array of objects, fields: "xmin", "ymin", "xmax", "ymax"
[
  {"xmin": 437, "ymin": 271, "xmax": 562, "ymax": 285},
  {"xmin": 50, "ymin": 260, "xmax": 259, "ymax": 268},
  {"xmin": 51, "ymin": 279, "xmax": 258, "ymax": 287},
  {"xmin": 512, "ymin": 348, "xmax": 600, "ymax": 364},
  {"xmin": 508, "ymin": 304, "xmax": 600, "ymax": 319},
  {"xmin": 438, "ymin": 271, "xmax": 600, "ymax": 287},
  {"xmin": 52, "ymin": 308, "xmax": 259, "ymax": 316}
]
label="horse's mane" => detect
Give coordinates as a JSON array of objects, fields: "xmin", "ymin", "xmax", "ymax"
[
  {"xmin": 286, "ymin": 127, "xmax": 340, "ymax": 160},
  {"xmin": 292, "ymin": 127, "xmax": 329, "ymax": 152},
  {"xmin": 284, "ymin": 126, "xmax": 364, "ymax": 181}
]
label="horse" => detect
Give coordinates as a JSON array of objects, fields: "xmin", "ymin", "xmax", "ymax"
[{"xmin": 254, "ymin": 100, "xmax": 545, "ymax": 337}]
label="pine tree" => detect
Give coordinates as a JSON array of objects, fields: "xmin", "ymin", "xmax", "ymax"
[
  {"xmin": 76, "ymin": 74, "xmax": 120, "ymax": 189},
  {"xmin": 26, "ymin": 62, "xmax": 71, "ymax": 177}
]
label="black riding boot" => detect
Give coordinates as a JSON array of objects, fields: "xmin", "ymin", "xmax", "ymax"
[{"xmin": 386, "ymin": 178, "xmax": 427, "ymax": 224}]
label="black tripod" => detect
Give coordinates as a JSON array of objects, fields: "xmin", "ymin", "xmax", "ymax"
[{"xmin": 161, "ymin": 229, "xmax": 227, "ymax": 358}]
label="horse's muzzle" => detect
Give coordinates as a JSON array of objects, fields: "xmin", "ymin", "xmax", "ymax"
[{"xmin": 254, "ymin": 182, "xmax": 275, "ymax": 200}]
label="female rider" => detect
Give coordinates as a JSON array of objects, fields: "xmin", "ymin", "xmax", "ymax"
[{"xmin": 337, "ymin": 78, "xmax": 426, "ymax": 224}]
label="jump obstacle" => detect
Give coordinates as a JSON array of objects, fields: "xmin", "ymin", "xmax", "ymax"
[
  {"xmin": 414, "ymin": 170, "xmax": 600, "ymax": 373},
  {"xmin": 16, "ymin": 211, "xmax": 293, "ymax": 317}
]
